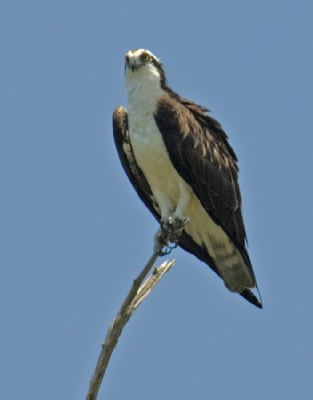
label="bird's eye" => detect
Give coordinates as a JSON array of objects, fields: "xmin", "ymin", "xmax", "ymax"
[{"xmin": 142, "ymin": 53, "xmax": 150, "ymax": 62}]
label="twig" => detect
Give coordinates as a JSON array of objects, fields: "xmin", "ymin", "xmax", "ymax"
[{"xmin": 86, "ymin": 252, "xmax": 176, "ymax": 400}]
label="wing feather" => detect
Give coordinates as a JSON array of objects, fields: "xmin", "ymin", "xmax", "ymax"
[
  {"xmin": 154, "ymin": 95, "xmax": 247, "ymax": 249},
  {"xmin": 113, "ymin": 106, "xmax": 160, "ymax": 218}
]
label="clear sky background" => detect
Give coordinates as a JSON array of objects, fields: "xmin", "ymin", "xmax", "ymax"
[{"xmin": 1, "ymin": 1, "xmax": 312, "ymax": 399}]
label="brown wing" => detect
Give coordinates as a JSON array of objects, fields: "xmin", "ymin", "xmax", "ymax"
[
  {"xmin": 153, "ymin": 95, "xmax": 260, "ymax": 295},
  {"xmin": 112, "ymin": 106, "xmax": 161, "ymax": 219},
  {"xmin": 154, "ymin": 95, "xmax": 247, "ymax": 249}
]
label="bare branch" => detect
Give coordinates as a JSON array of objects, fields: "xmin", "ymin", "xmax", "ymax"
[
  {"xmin": 130, "ymin": 259, "xmax": 176, "ymax": 309},
  {"xmin": 86, "ymin": 253, "xmax": 176, "ymax": 400}
]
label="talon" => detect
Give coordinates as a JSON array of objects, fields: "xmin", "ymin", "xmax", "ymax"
[
  {"xmin": 158, "ymin": 242, "xmax": 178, "ymax": 256},
  {"xmin": 168, "ymin": 216, "xmax": 190, "ymax": 242},
  {"xmin": 154, "ymin": 216, "xmax": 190, "ymax": 255},
  {"xmin": 159, "ymin": 247, "xmax": 171, "ymax": 256},
  {"xmin": 161, "ymin": 216, "xmax": 174, "ymax": 232}
]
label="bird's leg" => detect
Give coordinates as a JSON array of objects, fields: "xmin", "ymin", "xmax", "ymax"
[
  {"xmin": 153, "ymin": 184, "xmax": 190, "ymax": 255},
  {"xmin": 154, "ymin": 215, "xmax": 190, "ymax": 256},
  {"xmin": 165, "ymin": 180, "xmax": 191, "ymax": 242},
  {"xmin": 162, "ymin": 215, "xmax": 190, "ymax": 242}
]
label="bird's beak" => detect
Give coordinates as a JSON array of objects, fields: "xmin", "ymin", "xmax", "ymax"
[{"xmin": 126, "ymin": 58, "xmax": 140, "ymax": 73}]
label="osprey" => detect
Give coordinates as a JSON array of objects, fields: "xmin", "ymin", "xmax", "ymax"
[{"xmin": 113, "ymin": 48, "xmax": 262, "ymax": 308}]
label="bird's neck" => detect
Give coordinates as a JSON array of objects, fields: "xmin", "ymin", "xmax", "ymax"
[{"xmin": 125, "ymin": 69, "xmax": 165, "ymax": 114}]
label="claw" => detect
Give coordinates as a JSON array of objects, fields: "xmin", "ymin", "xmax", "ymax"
[
  {"xmin": 154, "ymin": 215, "xmax": 189, "ymax": 256},
  {"xmin": 158, "ymin": 242, "xmax": 178, "ymax": 256}
]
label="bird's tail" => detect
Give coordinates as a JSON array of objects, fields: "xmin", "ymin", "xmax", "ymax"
[{"xmin": 239, "ymin": 287, "xmax": 263, "ymax": 309}]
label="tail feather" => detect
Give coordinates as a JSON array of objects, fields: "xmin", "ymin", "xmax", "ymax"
[{"xmin": 239, "ymin": 287, "xmax": 263, "ymax": 309}]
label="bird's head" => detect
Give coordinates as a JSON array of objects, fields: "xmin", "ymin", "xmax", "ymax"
[{"xmin": 124, "ymin": 49, "xmax": 166, "ymax": 87}]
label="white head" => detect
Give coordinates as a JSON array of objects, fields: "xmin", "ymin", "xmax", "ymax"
[{"xmin": 124, "ymin": 49, "xmax": 167, "ymax": 97}]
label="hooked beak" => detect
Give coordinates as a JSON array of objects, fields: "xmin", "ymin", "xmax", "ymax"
[{"xmin": 125, "ymin": 57, "xmax": 140, "ymax": 73}]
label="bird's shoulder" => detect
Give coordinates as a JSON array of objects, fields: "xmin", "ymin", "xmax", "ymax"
[{"xmin": 155, "ymin": 91, "xmax": 239, "ymax": 170}]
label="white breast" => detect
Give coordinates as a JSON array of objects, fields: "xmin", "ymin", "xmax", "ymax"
[
  {"xmin": 126, "ymin": 65, "xmax": 184, "ymax": 217},
  {"xmin": 128, "ymin": 108, "xmax": 182, "ymax": 216}
]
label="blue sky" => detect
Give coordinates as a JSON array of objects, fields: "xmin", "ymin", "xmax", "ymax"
[{"xmin": 1, "ymin": 1, "xmax": 313, "ymax": 399}]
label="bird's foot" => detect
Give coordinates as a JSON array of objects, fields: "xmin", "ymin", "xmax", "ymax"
[
  {"xmin": 154, "ymin": 215, "xmax": 190, "ymax": 256},
  {"xmin": 161, "ymin": 215, "xmax": 190, "ymax": 242}
]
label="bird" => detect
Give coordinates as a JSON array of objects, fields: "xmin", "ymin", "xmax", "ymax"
[{"xmin": 113, "ymin": 48, "xmax": 262, "ymax": 308}]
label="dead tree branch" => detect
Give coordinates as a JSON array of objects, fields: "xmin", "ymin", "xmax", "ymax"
[{"xmin": 86, "ymin": 252, "xmax": 176, "ymax": 400}]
